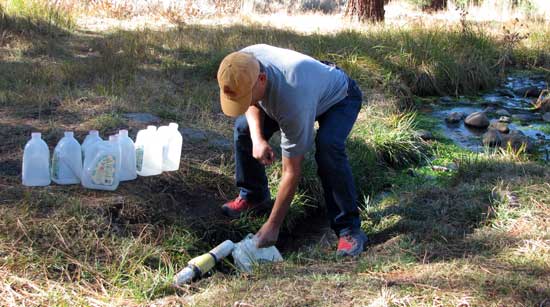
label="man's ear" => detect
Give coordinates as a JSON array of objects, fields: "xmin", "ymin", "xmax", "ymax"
[{"xmin": 258, "ymin": 72, "xmax": 267, "ymax": 83}]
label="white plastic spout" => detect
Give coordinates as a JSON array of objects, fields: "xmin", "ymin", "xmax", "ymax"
[
  {"xmin": 169, "ymin": 122, "xmax": 179, "ymax": 130},
  {"xmin": 64, "ymin": 131, "xmax": 74, "ymax": 138},
  {"xmin": 90, "ymin": 130, "xmax": 99, "ymax": 136}
]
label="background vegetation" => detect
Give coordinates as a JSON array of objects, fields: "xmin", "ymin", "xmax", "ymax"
[{"xmin": 0, "ymin": 0, "xmax": 549, "ymax": 306}]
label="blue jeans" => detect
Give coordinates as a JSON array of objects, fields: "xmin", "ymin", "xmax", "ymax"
[{"xmin": 233, "ymin": 77, "xmax": 363, "ymax": 236}]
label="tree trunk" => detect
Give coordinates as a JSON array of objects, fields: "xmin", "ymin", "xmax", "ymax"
[
  {"xmin": 346, "ymin": 0, "xmax": 385, "ymax": 22},
  {"xmin": 423, "ymin": 0, "xmax": 447, "ymax": 12}
]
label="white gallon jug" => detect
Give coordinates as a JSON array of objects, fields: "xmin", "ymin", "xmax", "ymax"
[
  {"xmin": 22, "ymin": 132, "xmax": 51, "ymax": 187},
  {"xmin": 158, "ymin": 123, "xmax": 183, "ymax": 172},
  {"xmin": 118, "ymin": 129, "xmax": 137, "ymax": 181},
  {"xmin": 135, "ymin": 125, "xmax": 162, "ymax": 176},
  {"xmin": 82, "ymin": 130, "xmax": 102, "ymax": 162},
  {"xmin": 81, "ymin": 136, "xmax": 121, "ymax": 191},
  {"xmin": 51, "ymin": 131, "xmax": 82, "ymax": 184}
]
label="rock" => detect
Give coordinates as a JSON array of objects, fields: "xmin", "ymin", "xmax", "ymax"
[
  {"xmin": 495, "ymin": 109, "xmax": 511, "ymax": 117},
  {"xmin": 499, "ymin": 116, "xmax": 511, "ymax": 123},
  {"xmin": 445, "ymin": 112, "xmax": 465, "ymax": 124},
  {"xmin": 497, "ymin": 88, "xmax": 515, "ymax": 98},
  {"xmin": 535, "ymin": 98, "xmax": 550, "ymax": 113},
  {"xmin": 123, "ymin": 113, "xmax": 160, "ymax": 124},
  {"xmin": 483, "ymin": 130, "xmax": 502, "ymax": 147},
  {"xmin": 543, "ymin": 113, "xmax": 550, "ymax": 122},
  {"xmin": 413, "ymin": 129, "xmax": 434, "ymax": 141},
  {"xmin": 489, "ymin": 121, "xmax": 510, "ymax": 134},
  {"xmin": 180, "ymin": 128, "xmax": 208, "ymax": 143},
  {"xmin": 513, "ymin": 86, "xmax": 542, "ymax": 98},
  {"xmin": 501, "ymin": 133, "xmax": 535, "ymax": 153},
  {"xmin": 512, "ymin": 113, "xmax": 537, "ymax": 123},
  {"xmin": 464, "ymin": 111, "xmax": 490, "ymax": 128}
]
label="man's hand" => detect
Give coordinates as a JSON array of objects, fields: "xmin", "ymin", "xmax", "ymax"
[
  {"xmin": 252, "ymin": 139, "xmax": 275, "ymax": 165},
  {"xmin": 255, "ymin": 220, "xmax": 280, "ymax": 248}
]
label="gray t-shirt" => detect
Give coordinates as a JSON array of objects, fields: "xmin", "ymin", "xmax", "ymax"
[{"xmin": 241, "ymin": 44, "xmax": 349, "ymax": 158}]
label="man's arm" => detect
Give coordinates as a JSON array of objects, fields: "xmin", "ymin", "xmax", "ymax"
[
  {"xmin": 245, "ymin": 104, "xmax": 265, "ymax": 144},
  {"xmin": 256, "ymin": 154, "xmax": 304, "ymax": 247},
  {"xmin": 245, "ymin": 104, "xmax": 275, "ymax": 165}
]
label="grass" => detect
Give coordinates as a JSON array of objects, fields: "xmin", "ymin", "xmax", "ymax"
[{"xmin": 0, "ymin": 2, "xmax": 550, "ymax": 306}]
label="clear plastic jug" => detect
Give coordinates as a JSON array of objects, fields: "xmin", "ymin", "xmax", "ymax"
[
  {"xmin": 158, "ymin": 123, "xmax": 183, "ymax": 172},
  {"xmin": 118, "ymin": 129, "xmax": 137, "ymax": 181},
  {"xmin": 232, "ymin": 234, "xmax": 283, "ymax": 273},
  {"xmin": 81, "ymin": 136, "xmax": 121, "ymax": 191},
  {"xmin": 135, "ymin": 125, "xmax": 163, "ymax": 176},
  {"xmin": 81, "ymin": 130, "xmax": 102, "ymax": 162},
  {"xmin": 22, "ymin": 132, "xmax": 51, "ymax": 187},
  {"xmin": 51, "ymin": 131, "xmax": 82, "ymax": 184}
]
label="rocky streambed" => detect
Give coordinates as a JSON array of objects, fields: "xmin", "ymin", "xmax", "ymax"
[{"xmin": 425, "ymin": 74, "xmax": 550, "ymax": 159}]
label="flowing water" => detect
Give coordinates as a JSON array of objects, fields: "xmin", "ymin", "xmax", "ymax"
[{"xmin": 425, "ymin": 74, "xmax": 550, "ymax": 159}]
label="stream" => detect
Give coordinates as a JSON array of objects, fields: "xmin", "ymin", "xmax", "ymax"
[{"xmin": 423, "ymin": 74, "xmax": 550, "ymax": 159}]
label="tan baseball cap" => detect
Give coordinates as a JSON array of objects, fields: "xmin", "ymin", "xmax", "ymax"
[{"xmin": 217, "ymin": 51, "xmax": 260, "ymax": 117}]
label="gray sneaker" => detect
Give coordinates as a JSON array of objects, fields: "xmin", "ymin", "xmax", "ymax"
[{"xmin": 336, "ymin": 230, "xmax": 368, "ymax": 257}]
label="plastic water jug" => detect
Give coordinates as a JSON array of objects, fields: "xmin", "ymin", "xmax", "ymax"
[
  {"xmin": 118, "ymin": 129, "xmax": 137, "ymax": 181},
  {"xmin": 158, "ymin": 123, "xmax": 183, "ymax": 171},
  {"xmin": 51, "ymin": 131, "xmax": 82, "ymax": 184},
  {"xmin": 135, "ymin": 125, "xmax": 163, "ymax": 176},
  {"xmin": 82, "ymin": 130, "xmax": 102, "ymax": 162},
  {"xmin": 81, "ymin": 136, "xmax": 121, "ymax": 191},
  {"xmin": 231, "ymin": 234, "xmax": 283, "ymax": 272},
  {"xmin": 22, "ymin": 132, "xmax": 51, "ymax": 187}
]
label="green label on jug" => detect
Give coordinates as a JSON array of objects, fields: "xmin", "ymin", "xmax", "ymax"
[
  {"xmin": 136, "ymin": 146, "xmax": 144, "ymax": 172},
  {"xmin": 91, "ymin": 155, "xmax": 116, "ymax": 186}
]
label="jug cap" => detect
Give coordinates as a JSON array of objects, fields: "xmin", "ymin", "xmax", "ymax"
[
  {"xmin": 147, "ymin": 125, "xmax": 157, "ymax": 131},
  {"xmin": 109, "ymin": 135, "xmax": 118, "ymax": 141},
  {"xmin": 89, "ymin": 130, "xmax": 99, "ymax": 136},
  {"xmin": 31, "ymin": 132, "xmax": 41, "ymax": 138},
  {"xmin": 64, "ymin": 131, "xmax": 74, "ymax": 137},
  {"xmin": 119, "ymin": 129, "xmax": 128, "ymax": 136},
  {"xmin": 169, "ymin": 123, "xmax": 179, "ymax": 129}
]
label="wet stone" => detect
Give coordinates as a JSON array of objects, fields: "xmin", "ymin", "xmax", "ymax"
[
  {"xmin": 489, "ymin": 122, "xmax": 510, "ymax": 134},
  {"xmin": 502, "ymin": 133, "xmax": 536, "ymax": 153},
  {"xmin": 512, "ymin": 113, "xmax": 537, "ymax": 123},
  {"xmin": 543, "ymin": 112, "xmax": 550, "ymax": 122},
  {"xmin": 499, "ymin": 116, "xmax": 511, "ymax": 123},
  {"xmin": 445, "ymin": 112, "xmax": 464, "ymax": 124},
  {"xmin": 483, "ymin": 130, "xmax": 502, "ymax": 147},
  {"xmin": 464, "ymin": 111, "xmax": 490, "ymax": 128}
]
